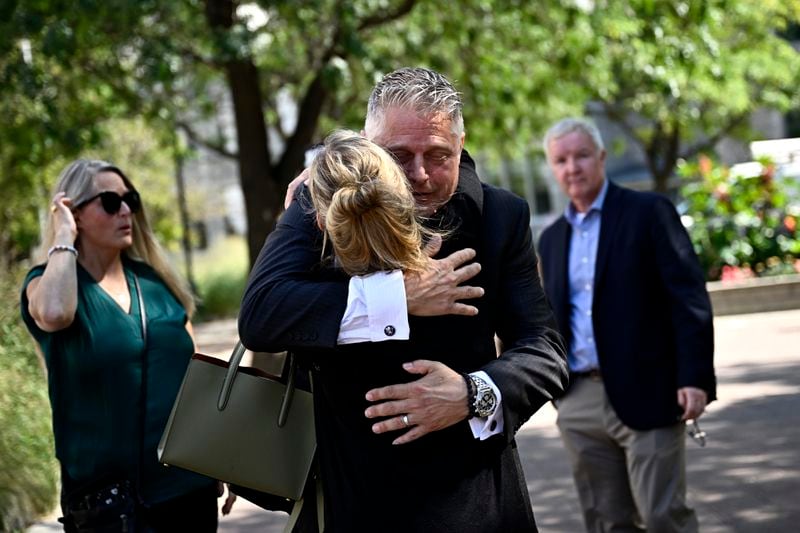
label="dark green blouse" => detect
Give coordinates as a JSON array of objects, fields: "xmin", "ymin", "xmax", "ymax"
[{"xmin": 20, "ymin": 256, "xmax": 213, "ymax": 504}]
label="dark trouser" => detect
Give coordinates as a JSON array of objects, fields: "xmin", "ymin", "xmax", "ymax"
[
  {"xmin": 60, "ymin": 470, "xmax": 218, "ymax": 533},
  {"xmin": 143, "ymin": 483, "xmax": 218, "ymax": 532}
]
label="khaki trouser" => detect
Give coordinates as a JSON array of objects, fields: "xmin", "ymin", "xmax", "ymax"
[{"xmin": 555, "ymin": 375, "xmax": 698, "ymax": 533}]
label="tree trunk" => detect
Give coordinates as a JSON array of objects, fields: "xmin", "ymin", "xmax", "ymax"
[
  {"xmin": 225, "ymin": 60, "xmax": 282, "ymax": 266},
  {"xmin": 205, "ymin": 0, "xmax": 280, "ymax": 266},
  {"xmin": 645, "ymin": 122, "xmax": 680, "ymax": 194},
  {"xmin": 652, "ymin": 169, "xmax": 670, "ymax": 194},
  {"xmin": 174, "ymin": 150, "xmax": 197, "ymax": 294}
]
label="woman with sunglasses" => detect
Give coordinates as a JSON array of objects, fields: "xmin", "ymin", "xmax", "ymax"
[{"xmin": 20, "ymin": 159, "xmax": 227, "ymax": 531}]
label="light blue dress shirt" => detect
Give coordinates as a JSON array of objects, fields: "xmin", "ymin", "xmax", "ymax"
[{"xmin": 564, "ymin": 179, "xmax": 609, "ymax": 372}]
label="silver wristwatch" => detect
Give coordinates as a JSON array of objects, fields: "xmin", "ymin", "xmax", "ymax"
[{"xmin": 470, "ymin": 374, "xmax": 498, "ymax": 418}]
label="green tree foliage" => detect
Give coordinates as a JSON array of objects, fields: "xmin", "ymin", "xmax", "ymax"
[
  {"xmin": 358, "ymin": 1, "xmax": 587, "ymax": 163},
  {"xmin": 539, "ymin": 0, "xmax": 800, "ymax": 191},
  {"xmin": 1, "ymin": 0, "xmax": 432, "ymax": 265},
  {"xmin": 0, "ymin": 4, "xmax": 107, "ymax": 265},
  {"xmin": 3, "ymin": 0, "xmax": 800, "ymax": 266},
  {"xmin": 679, "ymin": 155, "xmax": 800, "ymax": 280},
  {"xmin": 0, "ymin": 2, "xmax": 195, "ymax": 266}
]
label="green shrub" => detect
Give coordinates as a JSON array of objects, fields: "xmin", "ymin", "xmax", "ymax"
[
  {"xmin": 195, "ymin": 270, "xmax": 248, "ymax": 321},
  {"xmin": 193, "ymin": 236, "xmax": 249, "ymax": 321},
  {"xmin": 0, "ymin": 271, "xmax": 59, "ymax": 532},
  {"xmin": 679, "ymin": 155, "xmax": 800, "ymax": 281}
]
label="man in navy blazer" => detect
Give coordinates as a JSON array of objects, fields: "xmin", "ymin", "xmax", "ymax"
[{"xmin": 538, "ymin": 117, "xmax": 716, "ymax": 532}]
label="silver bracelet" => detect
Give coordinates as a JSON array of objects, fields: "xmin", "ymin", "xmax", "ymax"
[{"xmin": 47, "ymin": 244, "xmax": 78, "ymax": 259}]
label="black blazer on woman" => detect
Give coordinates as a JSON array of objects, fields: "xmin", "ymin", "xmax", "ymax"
[
  {"xmin": 239, "ymin": 153, "xmax": 567, "ymax": 532},
  {"xmin": 538, "ymin": 180, "xmax": 716, "ymax": 431}
]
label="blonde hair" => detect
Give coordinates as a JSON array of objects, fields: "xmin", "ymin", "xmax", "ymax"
[
  {"xmin": 42, "ymin": 159, "xmax": 196, "ymax": 316},
  {"xmin": 308, "ymin": 130, "xmax": 432, "ymax": 276}
]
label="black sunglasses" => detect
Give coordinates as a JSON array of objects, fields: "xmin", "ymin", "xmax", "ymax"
[{"xmin": 77, "ymin": 191, "xmax": 141, "ymax": 214}]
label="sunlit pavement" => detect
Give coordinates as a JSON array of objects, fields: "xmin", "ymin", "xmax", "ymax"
[{"xmin": 28, "ymin": 309, "xmax": 800, "ymax": 532}]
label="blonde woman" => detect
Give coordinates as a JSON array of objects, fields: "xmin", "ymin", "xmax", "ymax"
[
  {"xmin": 20, "ymin": 160, "xmax": 224, "ymax": 532},
  {"xmin": 241, "ymin": 68, "xmax": 566, "ymax": 532},
  {"xmin": 307, "ymin": 129, "xmax": 434, "ymax": 276}
]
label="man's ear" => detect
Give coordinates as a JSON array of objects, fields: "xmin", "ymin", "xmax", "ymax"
[{"xmin": 459, "ymin": 132, "xmax": 465, "ymax": 150}]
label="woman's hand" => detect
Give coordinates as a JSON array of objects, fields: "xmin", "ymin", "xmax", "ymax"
[
  {"xmin": 51, "ymin": 192, "xmax": 78, "ymax": 244},
  {"xmin": 27, "ymin": 192, "xmax": 80, "ymax": 332}
]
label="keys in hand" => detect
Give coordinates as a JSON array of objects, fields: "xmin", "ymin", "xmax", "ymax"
[{"xmin": 686, "ymin": 419, "xmax": 707, "ymax": 447}]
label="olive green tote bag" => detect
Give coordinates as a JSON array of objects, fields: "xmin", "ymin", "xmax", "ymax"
[{"xmin": 158, "ymin": 342, "xmax": 316, "ymax": 501}]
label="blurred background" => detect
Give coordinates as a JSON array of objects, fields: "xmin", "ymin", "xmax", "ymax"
[{"xmin": 1, "ymin": 1, "xmax": 799, "ymax": 530}]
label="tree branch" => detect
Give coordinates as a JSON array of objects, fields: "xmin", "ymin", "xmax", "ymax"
[
  {"xmin": 680, "ymin": 113, "xmax": 749, "ymax": 160},
  {"xmin": 599, "ymin": 100, "xmax": 650, "ymax": 155},
  {"xmin": 275, "ymin": 72, "xmax": 328, "ymax": 183},
  {"xmin": 177, "ymin": 121, "xmax": 239, "ymax": 160},
  {"xmin": 358, "ymin": 0, "xmax": 417, "ymax": 31},
  {"xmin": 178, "ymin": 46, "xmax": 221, "ymax": 69},
  {"xmin": 275, "ymin": 0, "xmax": 419, "ymax": 184},
  {"xmin": 264, "ymin": 94, "xmax": 287, "ymax": 141}
]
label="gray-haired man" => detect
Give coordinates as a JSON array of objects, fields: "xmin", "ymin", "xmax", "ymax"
[
  {"xmin": 538, "ymin": 117, "xmax": 715, "ymax": 532},
  {"xmin": 240, "ymin": 68, "xmax": 567, "ymax": 532}
]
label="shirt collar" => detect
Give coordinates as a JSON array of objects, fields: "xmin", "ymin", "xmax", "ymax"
[
  {"xmin": 565, "ymin": 178, "xmax": 609, "ymax": 224},
  {"xmin": 447, "ymin": 149, "xmax": 484, "ymax": 215}
]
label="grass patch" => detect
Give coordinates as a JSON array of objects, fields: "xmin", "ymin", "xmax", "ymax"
[
  {"xmin": 0, "ymin": 270, "xmax": 59, "ymax": 531},
  {"xmin": 193, "ymin": 236, "xmax": 250, "ymax": 322}
]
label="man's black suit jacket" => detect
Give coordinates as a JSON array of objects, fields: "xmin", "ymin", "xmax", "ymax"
[
  {"xmin": 239, "ymin": 153, "xmax": 568, "ymax": 531},
  {"xmin": 538, "ymin": 180, "xmax": 716, "ymax": 430}
]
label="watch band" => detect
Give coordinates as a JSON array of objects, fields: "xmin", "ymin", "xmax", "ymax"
[
  {"xmin": 461, "ymin": 372, "xmax": 478, "ymax": 418},
  {"xmin": 462, "ymin": 372, "xmax": 498, "ymax": 419}
]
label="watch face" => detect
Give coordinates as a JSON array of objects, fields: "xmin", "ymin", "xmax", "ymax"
[
  {"xmin": 475, "ymin": 388, "xmax": 497, "ymax": 417},
  {"xmin": 469, "ymin": 375, "xmax": 497, "ymax": 418}
]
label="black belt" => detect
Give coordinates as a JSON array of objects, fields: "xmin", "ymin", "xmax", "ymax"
[{"xmin": 570, "ymin": 368, "xmax": 602, "ymax": 380}]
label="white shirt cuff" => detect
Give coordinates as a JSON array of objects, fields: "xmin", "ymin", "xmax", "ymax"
[
  {"xmin": 337, "ymin": 270, "xmax": 410, "ymax": 345},
  {"xmin": 467, "ymin": 371, "xmax": 505, "ymax": 441}
]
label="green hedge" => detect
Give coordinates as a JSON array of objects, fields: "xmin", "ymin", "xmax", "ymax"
[{"xmin": 0, "ymin": 271, "xmax": 59, "ymax": 532}]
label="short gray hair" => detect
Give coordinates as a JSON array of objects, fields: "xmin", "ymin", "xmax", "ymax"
[
  {"xmin": 365, "ymin": 67, "xmax": 464, "ymax": 137},
  {"xmin": 543, "ymin": 117, "xmax": 605, "ymax": 159}
]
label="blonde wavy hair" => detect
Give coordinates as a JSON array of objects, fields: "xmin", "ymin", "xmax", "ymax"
[
  {"xmin": 41, "ymin": 159, "xmax": 196, "ymax": 316},
  {"xmin": 308, "ymin": 130, "xmax": 433, "ymax": 276}
]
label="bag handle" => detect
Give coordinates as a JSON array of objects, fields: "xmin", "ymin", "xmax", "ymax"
[
  {"xmin": 217, "ymin": 341, "xmax": 298, "ymax": 428},
  {"xmin": 277, "ymin": 353, "xmax": 297, "ymax": 428},
  {"xmin": 217, "ymin": 342, "xmax": 247, "ymax": 411}
]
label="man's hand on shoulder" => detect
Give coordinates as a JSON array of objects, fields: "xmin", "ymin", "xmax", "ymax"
[
  {"xmin": 364, "ymin": 360, "xmax": 470, "ymax": 445},
  {"xmin": 404, "ymin": 236, "xmax": 484, "ymax": 317}
]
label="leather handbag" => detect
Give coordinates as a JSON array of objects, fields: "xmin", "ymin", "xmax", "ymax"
[{"xmin": 157, "ymin": 342, "xmax": 316, "ymax": 501}]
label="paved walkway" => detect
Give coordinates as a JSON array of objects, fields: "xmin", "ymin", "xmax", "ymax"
[{"xmin": 29, "ymin": 309, "xmax": 800, "ymax": 532}]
